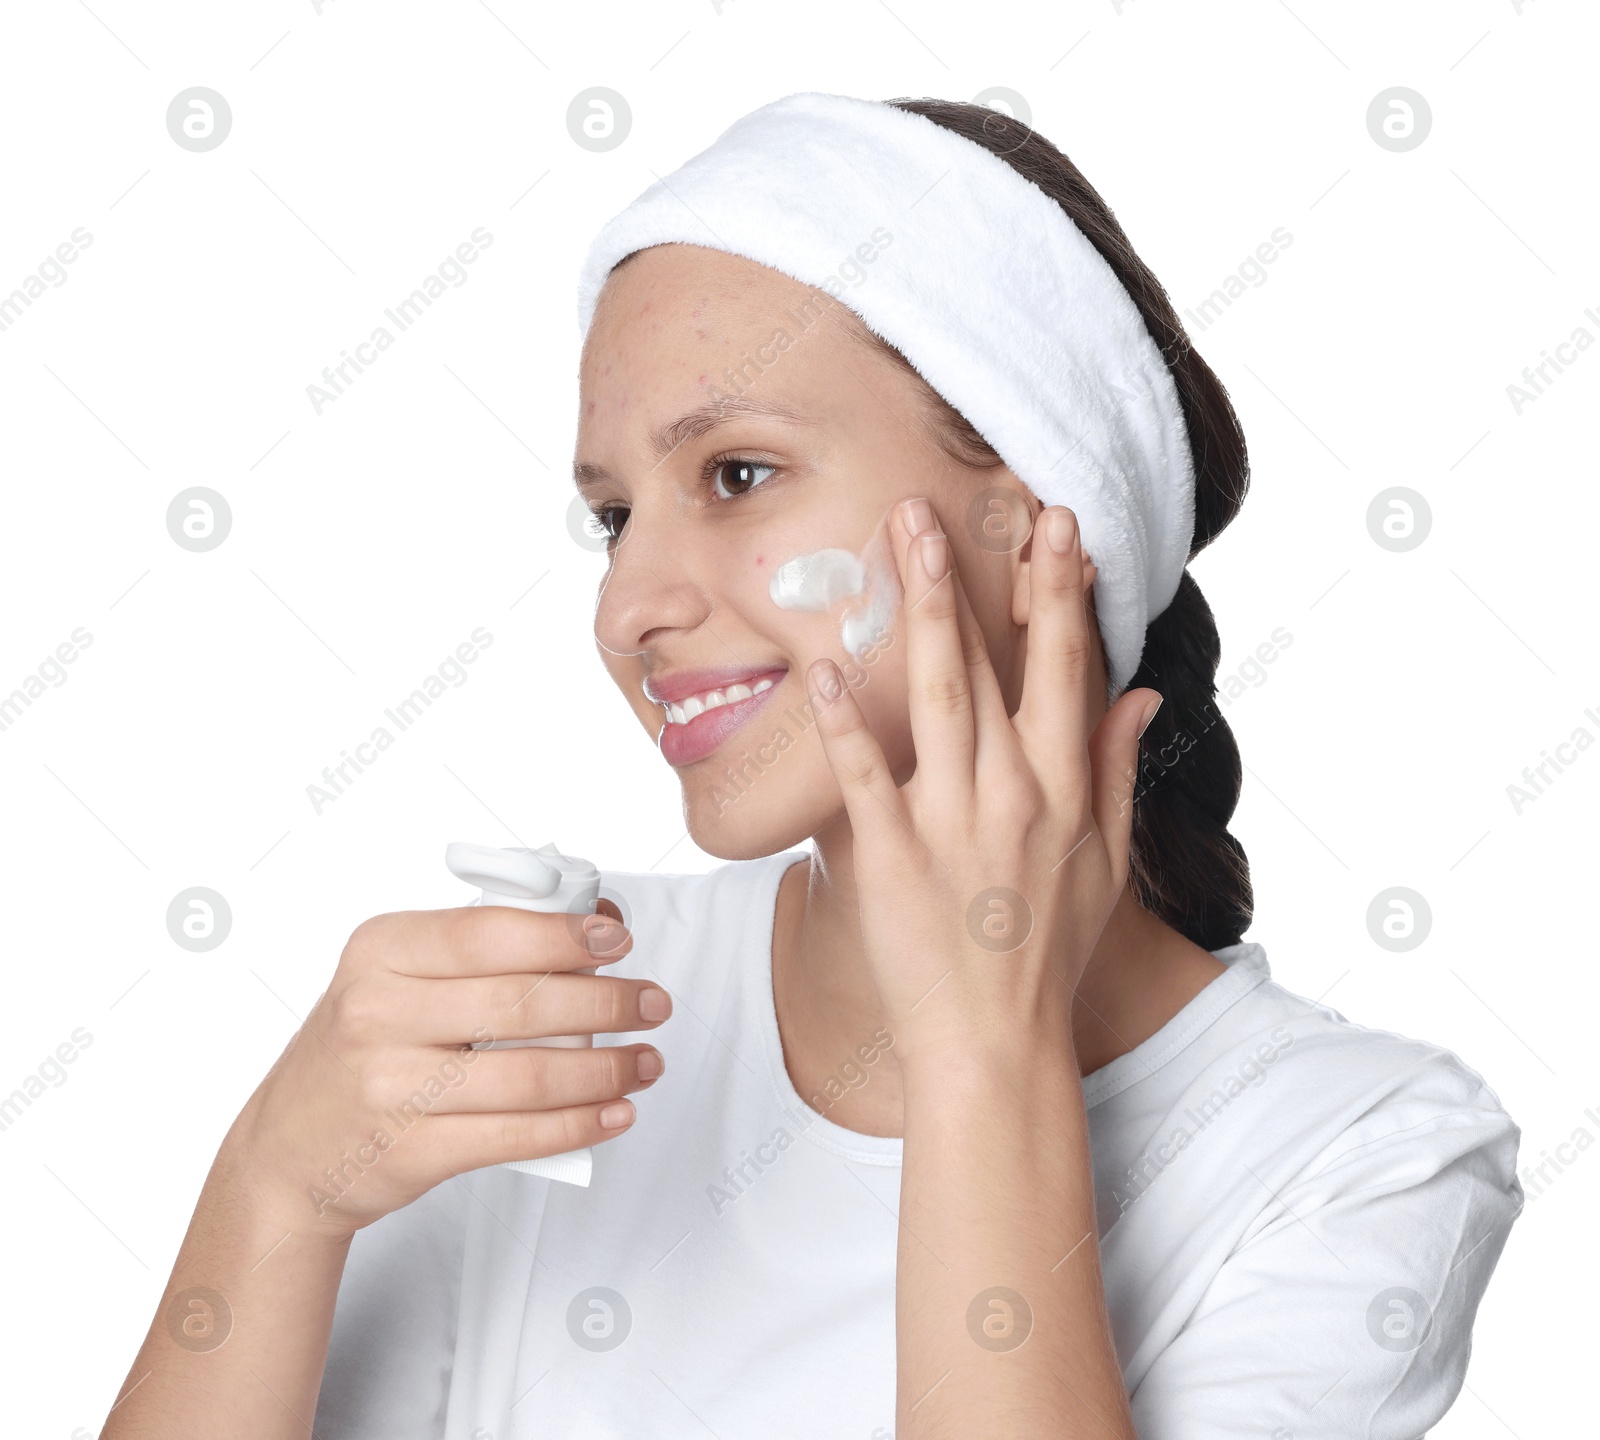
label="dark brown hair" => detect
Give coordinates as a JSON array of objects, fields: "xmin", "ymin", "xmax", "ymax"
[{"xmin": 874, "ymin": 97, "xmax": 1254, "ymax": 951}]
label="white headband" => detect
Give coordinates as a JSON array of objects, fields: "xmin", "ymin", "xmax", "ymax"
[{"xmin": 574, "ymin": 90, "xmax": 1196, "ymax": 696}]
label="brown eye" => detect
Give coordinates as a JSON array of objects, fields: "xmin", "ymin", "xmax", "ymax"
[
  {"xmin": 589, "ymin": 506, "xmax": 628, "ymax": 546},
  {"xmin": 711, "ymin": 459, "xmax": 776, "ymax": 501}
]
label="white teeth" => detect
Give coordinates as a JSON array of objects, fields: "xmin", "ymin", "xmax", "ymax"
[{"xmin": 662, "ymin": 676, "xmax": 778, "ymax": 725}]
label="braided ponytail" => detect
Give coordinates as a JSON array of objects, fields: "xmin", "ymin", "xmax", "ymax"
[
  {"xmin": 877, "ymin": 96, "xmax": 1254, "ymax": 950},
  {"xmin": 1124, "ymin": 574, "xmax": 1252, "ymax": 949}
]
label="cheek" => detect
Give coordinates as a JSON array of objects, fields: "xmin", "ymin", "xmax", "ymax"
[{"xmin": 837, "ymin": 640, "xmax": 913, "ymax": 762}]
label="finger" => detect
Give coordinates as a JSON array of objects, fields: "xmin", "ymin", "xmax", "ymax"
[
  {"xmin": 889, "ymin": 499, "xmax": 1011, "ymax": 748},
  {"xmin": 1088, "ymin": 686, "xmax": 1163, "ymax": 887},
  {"xmin": 891, "ymin": 498, "xmax": 974, "ymax": 797},
  {"xmin": 349, "ymin": 904, "xmax": 632, "ymax": 980},
  {"xmin": 806, "ymin": 656, "xmax": 911, "ymax": 855},
  {"xmin": 390, "ymin": 1041, "xmax": 663, "ymax": 1115},
  {"xmin": 428, "ymin": 1094, "xmax": 643, "ymax": 1171},
  {"xmin": 368, "ymin": 970, "xmax": 672, "ymax": 1046},
  {"xmin": 940, "ymin": 519, "xmax": 1020, "ymax": 766},
  {"xmin": 1014, "ymin": 506, "xmax": 1096, "ymax": 797},
  {"xmin": 891, "ymin": 499, "xmax": 1012, "ymax": 804}
]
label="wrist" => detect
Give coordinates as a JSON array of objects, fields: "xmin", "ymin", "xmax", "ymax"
[{"xmin": 211, "ymin": 1110, "xmax": 359, "ymax": 1249}]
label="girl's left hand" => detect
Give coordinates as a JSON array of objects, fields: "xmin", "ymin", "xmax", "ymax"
[{"xmin": 806, "ymin": 496, "xmax": 1162, "ymax": 1069}]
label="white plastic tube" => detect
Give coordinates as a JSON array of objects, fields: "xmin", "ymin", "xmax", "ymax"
[{"xmin": 444, "ymin": 840, "xmax": 603, "ymax": 1186}]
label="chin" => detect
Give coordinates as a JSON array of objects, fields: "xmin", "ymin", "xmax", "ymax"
[{"xmin": 681, "ymin": 765, "xmax": 831, "ymax": 862}]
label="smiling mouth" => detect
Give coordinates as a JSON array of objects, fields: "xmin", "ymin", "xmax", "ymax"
[
  {"xmin": 650, "ymin": 667, "xmax": 789, "ymax": 768},
  {"xmin": 660, "ymin": 676, "xmax": 777, "ymax": 726}
]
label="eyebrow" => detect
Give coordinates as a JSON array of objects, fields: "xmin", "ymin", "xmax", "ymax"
[{"xmin": 572, "ymin": 395, "xmax": 818, "ymax": 492}]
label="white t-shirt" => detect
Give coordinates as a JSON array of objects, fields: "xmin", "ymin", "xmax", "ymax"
[{"xmin": 314, "ymin": 848, "xmax": 1523, "ymax": 1439}]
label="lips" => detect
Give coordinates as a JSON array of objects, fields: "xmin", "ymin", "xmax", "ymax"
[{"xmin": 654, "ymin": 667, "xmax": 788, "ymax": 767}]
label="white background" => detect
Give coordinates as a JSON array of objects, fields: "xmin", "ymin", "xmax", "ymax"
[{"xmin": 1, "ymin": 0, "xmax": 1592, "ymax": 1434}]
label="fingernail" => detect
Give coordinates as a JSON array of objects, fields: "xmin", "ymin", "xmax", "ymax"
[
  {"xmin": 639, "ymin": 987, "xmax": 672, "ymax": 1021},
  {"xmin": 584, "ymin": 919, "xmax": 621, "ymax": 953},
  {"xmin": 637, "ymin": 1049, "xmax": 664, "ymax": 1081},
  {"xmin": 599, "ymin": 1100, "xmax": 635, "ymax": 1129},
  {"xmin": 902, "ymin": 496, "xmax": 933, "ymax": 535},
  {"xmin": 810, "ymin": 659, "xmax": 842, "ymax": 702},
  {"xmin": 1046, "ymin": 507, "xmax": 1077, "ymax": 554},
  {"xmin": 1137, "ymin": 694, "xmax": 1164, "ymax": 739},
  {"xmin": 920, "ymin": 531, "xmax": 947, "ymax": 578}
]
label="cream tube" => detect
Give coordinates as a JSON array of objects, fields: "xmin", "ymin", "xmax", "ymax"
[{"xmin": 445, "ymin": 840, "xmax": 602, "ymax": 1186}]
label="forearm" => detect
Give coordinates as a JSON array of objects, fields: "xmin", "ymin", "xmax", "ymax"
[
  {"xmin": 896, "ymin": 1043, "xmax": 1136, "ymax": 1439},
  {"xmin": 102, "ymin": 1128, "xmax": 354, "ymax": 1440}
]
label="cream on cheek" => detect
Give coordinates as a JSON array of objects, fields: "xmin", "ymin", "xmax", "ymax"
[{"xmin": 767, "ymin": 508, "xmax": 904, "ymax": 661}]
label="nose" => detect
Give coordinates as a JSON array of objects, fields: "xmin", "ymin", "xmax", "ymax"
[{"xmin": 592, "ymin": 506, "xmax": 713, "ymax": 660}]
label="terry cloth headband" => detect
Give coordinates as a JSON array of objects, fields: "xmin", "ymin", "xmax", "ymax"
[{"xmin": 574, "ymin": 89, "xmax": 1196, "ymax": 697}]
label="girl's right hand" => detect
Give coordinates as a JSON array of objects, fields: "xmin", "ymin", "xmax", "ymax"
[{"xmin": 223, "ymin": 902, "xmax": 666, "ymax": 1238}]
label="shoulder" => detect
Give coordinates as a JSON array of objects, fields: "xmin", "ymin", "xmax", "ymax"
[
  {"xmin": 1123, "ymin": 942, "xmax": 1524, "ymax": 1215},
  {"xmin": 1225, "ymin": 957, "xmax": 1520, "ymax": 1169},
  {"xmin": 1121, "ymin": 949, "xmax": 1526, "ymax": 1434}
]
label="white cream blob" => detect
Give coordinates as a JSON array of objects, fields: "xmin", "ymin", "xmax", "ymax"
[
  {"xmin": 769, "ymin": 516, "xmax": 904, "ymax": 660},
  {"xmin": 769, "ymin": 548, "xmax": 864, "ymax": 609}
]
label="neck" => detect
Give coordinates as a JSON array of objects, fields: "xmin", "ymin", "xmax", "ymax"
[{"xmin": 769, "ymin": 815, "xmax": 1228, "ymax": 1138}]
